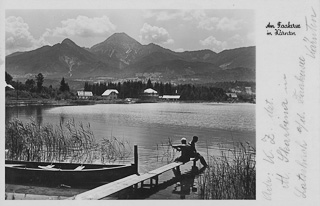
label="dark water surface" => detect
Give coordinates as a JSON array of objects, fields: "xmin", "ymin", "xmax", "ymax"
[
  {"xmin": 6, "ymin": 102, "xmax": 255, "ymax": 199},
  {"xmin": 6, "ymin": 103, "xmax": 255, "ymax": 171}
]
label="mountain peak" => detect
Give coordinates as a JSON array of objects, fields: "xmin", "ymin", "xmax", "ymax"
[
  {"xmin": 105, "ymin": 32, "xmax": 141, "ymax": 45},
  {"xmin": 61, "ymin": 38, "xmax": 78, "ymax": 47},
  {"xmin": 112, "ymin": 32, "xmax": 130, "ymax": 37}
]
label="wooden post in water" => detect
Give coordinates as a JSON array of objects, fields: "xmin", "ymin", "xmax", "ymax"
[{"xmin": 134, "ymin": 145, "xmax": 138, "ymax": 174}]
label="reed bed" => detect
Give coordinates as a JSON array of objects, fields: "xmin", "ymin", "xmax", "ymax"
[
  {"xmin": 197, "ymin": 142, "xmax": 256, "ymax": 199},
  {"xmin": 155, "ymin": 138, "xmax": 255, "ymax": 199},
  {"xmin": 5, "ymin": 118, "xmax": 131, "ymax": 164}
]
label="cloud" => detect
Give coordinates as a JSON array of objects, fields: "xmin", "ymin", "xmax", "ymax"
[
  {"xmin": 48, "ymin": 15, "xmax": 116, "ymax": 38},
  {"xmin": 143, "ymin": 10, "xmax": 244, "ymax": 32},
  {"xmin": 143, "ymin": 10, "xmax": 190, "ymax": 21},
  {"xmin": 5, "ymin": 16, "xmax": 47, "ymax": 55},
  {"xmin": 197, "ymin": 16, "xmax": 219, "ymax": 30},
  {"xmin": 198, "ymin": 16, "xmax": 243, "ymax": 31},
  {"xmin": 139, "ymin": 23, "xmax": 174, "ymax": 45},
  {"xmin": 230, "ymin": 34, "xmax": 245, "ymax": 44},
  {"xmin": 143, "ymin": 10, "xmax": 209, "ymax": 22},
  {"xmin": 216, "ymin": 17, "xmax": 243, "ymax": 31},
  {"xmin": 200, "ymin": 36, "xmax": 227, "ymax": 52}
]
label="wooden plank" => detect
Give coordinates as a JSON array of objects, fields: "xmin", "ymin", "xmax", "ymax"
[
  {"xmin": 69, "ymin": 159, "xmax": 195, "ymax": 200},
  {"xmin": 148, "ymin": 162, "xmax": 182, "ymax": 174},
  {"xmin": 70, "ymin": 165, "xmax": 177, "ymax": 200},
  {"xmin": 69, "ymin": 174, "xmax": 139, "ymax": 200}
]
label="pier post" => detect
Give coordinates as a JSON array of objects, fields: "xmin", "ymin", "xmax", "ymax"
[{"xmin": 134, "ymin": 145, "xmax": 138, "ymax": 174}]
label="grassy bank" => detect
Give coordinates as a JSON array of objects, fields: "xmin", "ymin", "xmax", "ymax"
[{"xmin": 197, "ymin": 143, "xmax": 256, "ymax": 199}]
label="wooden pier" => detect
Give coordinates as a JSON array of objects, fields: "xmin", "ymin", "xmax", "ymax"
[{"xmin": 68, "ymin": 146, "xmax": 196, "ymax": 200}]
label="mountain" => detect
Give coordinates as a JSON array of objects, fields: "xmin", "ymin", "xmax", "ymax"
[
  {"xmin": 89, "ymin": 33, "xmax": 181, "ymax": 68},
  {"xmin": 6, "ymin": 38, "xmax": 115, "ymax": 79},
  {"xmin": 213, "ymin": 46, "xmax": 256, "ymax": 70},
  {"xmin": 177, "ymin": 49, "xmax": 218, "ymax": 63},
  {"xmin": 6, "ymin": 33, "xmax": 255, "ymax": 84},
  {"xmin": 90, "ymin": 33, "xmax": 143, "ymax": 68}
]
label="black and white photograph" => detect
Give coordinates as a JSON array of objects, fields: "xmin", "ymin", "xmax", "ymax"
[{"xmin": 1, "ymin": 0, "xmax": 319, "ymax": 204}]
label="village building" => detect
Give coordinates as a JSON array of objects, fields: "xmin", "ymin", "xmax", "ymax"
[
  {"xmin": 245, "ymin": 87, "xmax": 253, "ymax": 95},
  {"xmin": 102, "ymin": 89, "xmax": 119, "ymax": 100},
  {"xmin": 159, "ymin": 95, "xmax": 181, "ymax": 101},
  {"xmin": 143, "ymin": 88, "xmax": 158, "ymax": 95},
  {"xmin": 230, "ymin": 88, "xmax": 242, "ymax": 93},
  {"xmin": 140, "ymin": 88, "xmax": 159, "ymax": 101},
  {"xmin": 226, "ymin": 92, "xmax": 238, "ymax": 99},
  {"xmin": 77, "ymin": 91, "xmax": 93, "ymax": 99}
]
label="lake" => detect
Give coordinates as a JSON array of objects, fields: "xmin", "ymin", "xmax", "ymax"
[{"xmin": 6, "ymin": 102, "xmax": 255, "ymax": 174}]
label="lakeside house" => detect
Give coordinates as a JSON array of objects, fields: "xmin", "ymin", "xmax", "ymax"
[
  {"xmin": 77, "ymin": 91, "xmax": 93, "ymax": 99},
  {"xmin": 230, "ymin": 88, "xmax": 242, "ymax": 93},
  {"xmin": 140, "ymin": 88, "xmax": 159, "ymax": 101},
  {"xmin": 245, "ymin": 87, "xmax": 253, "ymax": 95},
  {"xmin": 159, "ymin": 95, "xmax": 181, "ymax": 101},
  {"xmin": 143, "ymin": 88, "xmax": 158, "ymax": 95},
  {"xmin": 226, "ymin": 92, "xmax": 238, "ymax": 103},
  {"xmin": 102, "ymin": 89, "xmax": 119, "ymax": 100},
  {"xmin": 226, "ymin": 92, "xmax": 238, "ymax": 99}
]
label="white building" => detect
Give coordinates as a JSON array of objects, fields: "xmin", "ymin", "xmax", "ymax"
[
  {"xmin": 160, "ymin": 95, "xmax": 181, "ymax": 101},
  {"xmin": 77, "ymin": 91, "xmax": 93, "ymax": 99},
  {"xmin": 226, "ymin": 93, "xmax": 238, "ymax": 98},
  {"xmin": 245, "ymin": 87, "xmax": 253, "ymax": 95},
  {"xmin": 143, "ymin": 88, "xmax": 158, "ymax": 94},
  {"xmin": 102, "ymin": 89, "xmax": 119, "ymax": 100},
  {"xmin": 140, "ymin": 88, "xmax": 159, "ymax": 101}
]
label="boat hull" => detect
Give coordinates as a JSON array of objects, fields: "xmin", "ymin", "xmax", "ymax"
[{"xmin": 5, "ymin": 160, "xmax": 137, "ymax": 188}]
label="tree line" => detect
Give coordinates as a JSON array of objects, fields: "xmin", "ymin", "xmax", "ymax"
[
  {"xmin": 6, "ymin": 71, "xmax": 254, "ymax": 102},
  {"xmin": 5, "ymin": 72, "xmax": 72, "ymax": 100},
  {"xmin": 84, "ymin": 79, "xmax": 228, "ymax": 101}
]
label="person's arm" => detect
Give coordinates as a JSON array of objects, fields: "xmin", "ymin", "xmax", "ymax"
[{"xmin": 172, "ymin": 144, "xmax": 182, "ymax": 151}]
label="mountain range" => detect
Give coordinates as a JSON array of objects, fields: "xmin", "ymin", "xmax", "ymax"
[{"xmin": 6, "ymin": 32, "xmax": 255, "ymax": 84}]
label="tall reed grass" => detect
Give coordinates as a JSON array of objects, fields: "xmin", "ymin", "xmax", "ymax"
[
  {"xmin": 5, "ymin": 118, "xmax": 131, "ymax": 164},
  {"xmin": 155, "ymin": 138, "xmax": 255, "ymax": 199},
  {"xmin": 197, "ymin": 142, "xmax": 256, "ymax": 199}
]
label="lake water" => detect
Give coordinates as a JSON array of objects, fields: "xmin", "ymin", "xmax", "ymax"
[{"xmin": 6, "ymin": 102, "xmax": 255, "ymax": 174}]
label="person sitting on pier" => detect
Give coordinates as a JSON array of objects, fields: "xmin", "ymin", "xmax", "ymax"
[
  {"xmin": 172, "ymin": 138, "xmax": 192, "ymax": 163},
  {"xmin": 189, "ymin": 136, "xmax": 208, "ymax": 167}
]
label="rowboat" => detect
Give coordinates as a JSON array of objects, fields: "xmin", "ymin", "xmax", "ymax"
[{"xmin": 5, "ymin": 160, "xmax": 137, "ymax": 188}]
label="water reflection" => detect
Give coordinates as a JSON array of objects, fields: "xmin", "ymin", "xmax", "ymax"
[
  {"xmin": 36, "ymin": 106, "xmax": 43, "ymax": 125},
  {"xmin": 59, "ymin": 113, "xmax": 66, "ymax": 125},
  {"xmin": 172, "ymin": 166, "xmax": 206, "ymax": 199},
  {"xmin": 126, "ymin": 165, "xmax": 206, "ymax": 199},
  {"xmin": 6, "ymin": 105, "xmax": 53, "ymax": 124}
]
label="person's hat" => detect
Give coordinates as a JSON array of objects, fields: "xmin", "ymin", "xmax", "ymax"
[{"xmin": 181, "ymin": 137, "xmax": 186, "ymax": 141}]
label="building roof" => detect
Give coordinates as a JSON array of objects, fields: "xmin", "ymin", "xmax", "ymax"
[
  {"xmin": 77, "ymin": 91, "xmax": 93, "ymax": 96},
  {"xmin": 144, "ymin": 88, "xmax": 158, "ymax": 94},
  {"xmin": 102, "ymin": 89, "xmax": 119, "ymax": 96}
]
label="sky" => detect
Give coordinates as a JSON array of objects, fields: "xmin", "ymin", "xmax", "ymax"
[{"xmin": 5, "ymin": 9, "xmax": 255, "ymax": 55}]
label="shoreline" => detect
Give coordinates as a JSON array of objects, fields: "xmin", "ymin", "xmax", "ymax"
[{"xmin": 5, "ymin": 98, "xmax": 255, "ymax": 107}]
